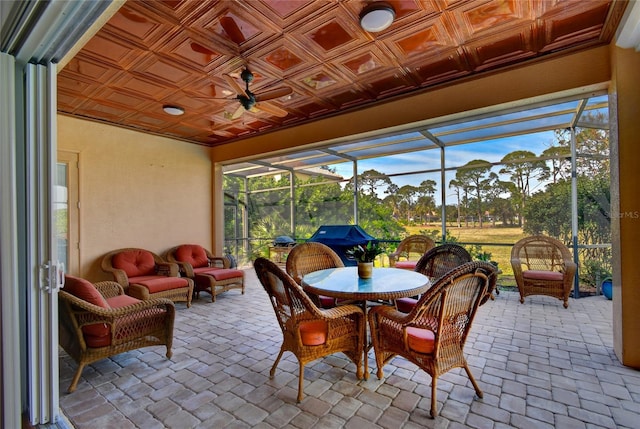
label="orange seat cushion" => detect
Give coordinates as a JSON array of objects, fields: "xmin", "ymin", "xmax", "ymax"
[
  {"xmin": 523, "ymin": 270, "xmax": 564, "ymax": 281},
  {"xmin": 201, "ymin": 268, "xmax": 243, "ymax": 281},
  {"xmin": 194, "ymin": 266, "xmax": 217, "ymax": 275},
  {"xmin": 131, "ymin": 276, "xmax": 189, "ymax": 293},
  {"xmin": 299, "ymin": 320, "xmax": 328, "ymax": 346},
  {"xmin": 395, "ymin": 261, "xmax": 418, "ymax": 270},
  {"xmin": 106, "ymin": 294, "xmax": 140, "ymax": 308},
  {"xmin": 63, "ymin": 275, "xmax": 109, "ymax": 308},
  {"xmin": 112, "ymin": 249, "xmax": 156, "ymax": 277},
  {"xmin": 406, "ymin": 326, "xmax": 435, "ymax": 354},
  {"xmin": 396, "ymin": 297, "xmax": 418, "ymax": 313},
  {"xmin": 175, "ymin": 244, "xmax": 209, "ymax": 269}
]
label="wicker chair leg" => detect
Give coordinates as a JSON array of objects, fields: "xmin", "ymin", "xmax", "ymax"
[
  {"xmin": 297, "ymin": 361, "xmax": 304, "ymax": 402},
  {"xmin": 166, "ymin": 347, "xmax": 173, "ymax": 359},
  {"xmin": 210, "ymin": 287, "xmax": 216, "ymax": 302},
  {"xmin": 68, "ymin": 363, "xmax": 86, "ymax": 393},
  {"xmin": 270, "ymin": 348, "xmax": 285, "ymax": 377},
  {"xmin": 463, "ymin": 363, "xmax": 483, "ymax": 398},
  {"xmin": 430, "ymin": 376, "xmax": 438, "ymax": 418}
]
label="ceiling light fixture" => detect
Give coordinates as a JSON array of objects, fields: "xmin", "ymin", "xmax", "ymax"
[
  {"xmin": 360, "ymin": 2, "xmax": 395, "ymax": 33},
  {"xmin": 163, "ymin": 105, "xmax": 185, "ymax": 116}
]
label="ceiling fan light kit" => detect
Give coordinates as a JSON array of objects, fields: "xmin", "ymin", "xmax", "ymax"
[
  {"xmin": 360, "ymin": 2, "xmax": 395, "ymax": 32},
  {"xmin": 162, "ymin": 105, "xmax": 185, "ymax": 116}
]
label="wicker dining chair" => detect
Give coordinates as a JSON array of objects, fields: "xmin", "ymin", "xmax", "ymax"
[
  {"xmin": 285, "ymin": 242, "xmax": 345, "ymax": 308},
  {"xmin": 101, "ymin": 248, "xmax": 193, "ymax": 307},
  {"xmin": 165, "ymin": 244, "xmax": 244, "ymax": 302},
  {"xmin": 510, "ymin": 235, "xmax": 577, "ymax": 308},
  {"xmin": 254, "ymin": 257, "xmax": 365, "ymax": 402},
  {"xmin": 388, "ymin": 235, "xmax": 436, "ymax": 270},
  {"xmin": 59, "ymin": 275, "xmax": 175, "ymax": 392},
  {"xmin": 395, "ymin": 244, "xmax": 472, "ymax": 313},
  {"xmin": 369, "ymin": 261, "xmax": 497, "ymax": 417}
]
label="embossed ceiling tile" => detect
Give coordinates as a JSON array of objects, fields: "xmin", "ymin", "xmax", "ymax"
[
  {"xmin": 362, "ymin": 69, "xmax": 417, "ymax": 98},
  {"xmin": 182, "ymin": 76, "xmax": 235, "ymax": 99},
  {"xmin": 457, "ymin": 0, "xmax": 530, "ymax": 37},
  {"xmin": 130, "ymin": 53, "xmax": 201, "ymax": 88},
  {"xmin": 159, "ymin": 33, "xmax": 227, "ymax": 73},
  {"xmin": 285, "ymin": 99, "xmax": 335, "ymax": 119},
  {"xmin": 464, "ymin": 27, "xmax": 537, "ymax": 71},
  {"xmin": 539, "ymin": 1, "xmax": 611, "ymax": 52},
  {"xmin": 190, "ymin": 1, "xmax": 279, "ymax": 49},
  {"xmin": 248, "ymin": 0, "xmax": 331, "ymax": 28},
  {"xmin": 336, "ymin": 45, "xmax": 399, "ymax": 78},
  {"xmin": 57, "ymin": 72, "xmax": 103, "ymax": 99},
  {"xmin": 61, "ymin": 55, "xmax": 121, "ymax": 84},
  {"xmin": 318, "ymin": 87, "xmax": 375, "ymax": 110},
  {"xmin": 90, "ymin": 87, "xmax": 156, "ymax": 113},
  {"xmin": 101, "ymin": 2, "xmax": 179, "ymax": 51},
  {"xmin": 294, "ymin": 12, "xmax": 369, "ymax": 59},
  {"xmin": 405, "ymin": 50, "xmax": 470, "ymax": 86},
  {"xmin": 75, "ymin": 101, "xmax": 131, "ymax": 122},
  {"xmin": 252, "ymin": 35, "xmax": 315, "ymax": 75},
  {"xmin": 136, "ymin": 0, "xmax": 209, "ymax": 23},
  {"xmin": 386, "ymin": 17, "xmax": 455, "ymax": 59},
  {"xmin": 295, "ymin": 67, "xmax": 344, "ymax": 92},
  {"xmin": 79, "ymin": 32, "xmax": 143, "ymax": 68},
  {"xmin": 109, "ymin": 73, "xmax": 176, "ymax": 100},
  {"xmin": 124, "ymin": 111, "xmax": 173, "ymax": 130}
]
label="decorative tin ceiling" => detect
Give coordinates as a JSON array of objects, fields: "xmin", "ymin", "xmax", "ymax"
[{"xmin": 57, "ymin": 0, "xmax": 625, "ymax": 147}]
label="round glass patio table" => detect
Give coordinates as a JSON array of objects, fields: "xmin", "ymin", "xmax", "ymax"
[{"xmin": 301, "ymin": 267, "xmax": 430, "ymax": 379}]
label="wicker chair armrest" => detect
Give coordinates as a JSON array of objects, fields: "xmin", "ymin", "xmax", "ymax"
[
  {"xmin": 103, "ymin": 267, "xmax": 129, "ymax": 287},
  {"xmin": 61, "ymin": 290, "xmax": 175, "ymax": 317},
  {"xmin": 156, "ymin": 262, "xmax": 179, "ymax": 277},
  {"xmin": 208, "ymin": 257, "xmax": 229, "ymax": 269},
  {"xmin": 388, "ymin": 251, "xmax": 401, "ymax": 266},
  {"xmin": 368, "ymin": 304, "xmax": 412, "ymax": 325},
  {"xmin": 318, "ymin": 304, "xmax": 364, "ymax": 320},
  {"xmin": 172, "ymin": 261, "xmax": 194, "ymax": 277},
  {"xmin": 94, "ymin": 281, "xmax": 125, "ymax": 299}
]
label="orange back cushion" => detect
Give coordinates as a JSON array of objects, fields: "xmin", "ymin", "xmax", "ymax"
[
  {"xmin": 175, "ymin": 244, "xmax": 209, "ymax": 268},
  {"xmin": 112, "ymin": 249, "xmax": 156, "ymax": 277},
  {"xmin": 63, "ymin": 275, "xmax": 108, "ymax": 308}
]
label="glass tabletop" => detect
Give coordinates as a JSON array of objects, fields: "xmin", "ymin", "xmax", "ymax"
[{"xmin": 301, "ymin": 267, "xmax": 429, "ymax": 301}]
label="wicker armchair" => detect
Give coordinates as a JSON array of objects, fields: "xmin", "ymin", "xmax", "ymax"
[
  {"xmin": 285, "ymin": 242, "xmax": 345, "ymax": 308},
  {"xmin": 59, "ymin": 275, "xmax": 175, "ymax": 392},
  {"xmin": 510, "ymin": 235, "xmax": 577, "ymax": 308},
  {"xmin": 254, "ymin": 257, "xmax": 365, "ymax": 402},
  {"xmin": 369, "ymin": 261, "xmax": 496, "ymax": 417},
  {"xmin": 395, "ymin": 244, "xmax": 472, "ymax": 313},
  {"xmin": 101, "ymin": 248, "xmax": 193, "ymax": 307},
  {"xmin": 165, "ymin": 244, "xmax": 244, "ymax": 302},
  {"xmin": 388, "ymin": 235, "xmax": 436, "ymax": 269}
]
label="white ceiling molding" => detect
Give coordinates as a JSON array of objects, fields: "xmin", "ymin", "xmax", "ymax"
[{"xmin": 616, "ymin": 0, "xmax": 640, "ymax": 51}]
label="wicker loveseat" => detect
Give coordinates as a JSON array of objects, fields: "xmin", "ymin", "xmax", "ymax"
[
  {"xmin": 165, "ymin": 244, "xmax": 244, "ymax": 302},
  {"xmin": 59, "ymin": 275, "xmax": 175, "ymax": 392},
  {"xmin": 101, "ymin": 248, "xmax": 193, "ymax": 307}
]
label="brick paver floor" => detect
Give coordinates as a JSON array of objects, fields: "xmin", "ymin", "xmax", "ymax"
[{"xmin": 59, "ymin": 268, "xmax": 640, "ymax": 428}]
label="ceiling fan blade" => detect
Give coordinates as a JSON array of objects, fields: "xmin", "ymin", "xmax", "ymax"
[
  {"xmin": 231, "ymin": 104, "xmax": 245, "ymax": 119},
  {"xmin": 256, "ymin": 101, "xmax": 288, "ymax": 118},
  {"xmin": 255, "ymin": 86, "xmax": 293, "ymax": 102},
  {"xmin": 224, "ymin": 74, "xmax": 246, "ymax": 96}
]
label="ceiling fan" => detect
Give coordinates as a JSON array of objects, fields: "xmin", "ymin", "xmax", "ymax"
[{"xmin": 223, "ymin": 68, "xmax": 292, "ymax": 120}]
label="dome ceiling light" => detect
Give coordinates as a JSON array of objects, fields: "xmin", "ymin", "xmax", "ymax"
[
  {"xmin": 359, "ymin": 2, "xmax": 395, "ymax": 33},
  {"xmin": 163, "ymin": 105, "xmax": 185, "ymax": 115}
]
